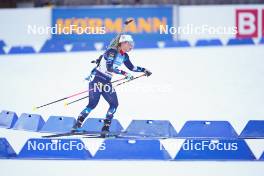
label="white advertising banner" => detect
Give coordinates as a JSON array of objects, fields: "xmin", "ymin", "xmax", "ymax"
[
  {"xmin": 0, "ymin": 7, "xmax": 51, "ymax": 46},
  {"xmin": 177, "ymin": 5, "xmax": 264, "ymax": 43}
]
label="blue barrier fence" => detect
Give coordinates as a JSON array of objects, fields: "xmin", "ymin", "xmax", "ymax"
[
  {"xmin": 0, "ymin": 38, "xmax": 263, "ymax": 55},
  {"xmin": 0, "ymin": 110, "xmax": 263, "ymax": 160}
]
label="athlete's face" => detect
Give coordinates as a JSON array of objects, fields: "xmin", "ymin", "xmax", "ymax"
[{"xmin": 120, "ymin": 41, "xmax": 134, "ymax": 52}]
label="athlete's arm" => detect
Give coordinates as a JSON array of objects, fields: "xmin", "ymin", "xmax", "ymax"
[
  {"xmin": 123, "ymin": 54, "xmax": 145, "ymax": 72},
  {"xmin": 124, "ymin": 54, "xmax": 152, "ymax": 76}
]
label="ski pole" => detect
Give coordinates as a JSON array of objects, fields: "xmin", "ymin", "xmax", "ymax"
[
  {"xmin": 34, "ymin": 20, "xmax": 135, "ymax": 110},
  {"xmin": 65, "ymin": 73, "xmax": 146, "ymax": 106},
  {"xmin": 114, "ymin": 73, "xmax": 146, "ymax": 87},
  {"xmin": 33, "ymin": 76, "xmax": 127, "ymax": 110},
  {"xmin": 65, "ymin": 96, "xmax": 88, "ymax": 106}
]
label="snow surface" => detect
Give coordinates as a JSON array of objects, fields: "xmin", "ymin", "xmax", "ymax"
[
  {"xmin": 1, "ymin": 46, "xmax": 264, "ymax": 133},
  {"xmin": 0, "ymin": 46, "xmax": 264, "ymax": 176}
]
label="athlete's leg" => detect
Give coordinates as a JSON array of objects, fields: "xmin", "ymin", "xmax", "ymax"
[
  {"xmin": 73, "ymin": 79, "xmax": 101, "ymax": 129},
  {"xmin": 101, "ymin": 83, "xmax": 119, "ymax": 132}
]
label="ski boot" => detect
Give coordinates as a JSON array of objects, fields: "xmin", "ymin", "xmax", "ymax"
[
  {"xmin": 71, "ymin": 117, "xmax": 85, "ymax": 133},
  {"xmin": 101, "ymin": 119, "xmax": 111, "ymax": 138}
]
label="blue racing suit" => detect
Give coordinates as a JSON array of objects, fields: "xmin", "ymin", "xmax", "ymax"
[{"xmin": 77, "ymin": 48, "xmax": 146, "ymax": 125}]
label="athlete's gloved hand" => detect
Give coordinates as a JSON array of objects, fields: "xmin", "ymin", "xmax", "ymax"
[
  {"xmin": 124, "ymin": 72, "xmax": 134, "ymax": 80},
  {"xmin": 144, "ymin": 69, "xmax": 152, "ymax": 77}
]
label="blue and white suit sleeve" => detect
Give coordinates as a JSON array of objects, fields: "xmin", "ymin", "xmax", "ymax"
[{"xmin": 124, "ymin": 54, "xmax": 145, "ymax": 72}]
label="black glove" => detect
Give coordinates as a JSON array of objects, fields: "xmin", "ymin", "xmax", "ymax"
[{"xmin": 144, "ymin": 69, "xmax": 152, "ymax": 77}]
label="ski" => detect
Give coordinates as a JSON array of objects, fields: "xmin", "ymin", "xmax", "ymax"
[
  {"xmin": 42, "ymin": 131, "xmax": 170, "ymax": 139},
  {"xmin": 82, "ymin": 135, "xmax": 169, "ymax": 139},
  {"xmin": 42, "ymin": 130, "xmax": 122, "ymax": 138}
]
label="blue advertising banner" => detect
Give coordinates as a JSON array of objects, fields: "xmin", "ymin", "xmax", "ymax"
[{"xmin": 51, "ymin": 6, "xmax": 173, "ymax": 43}]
